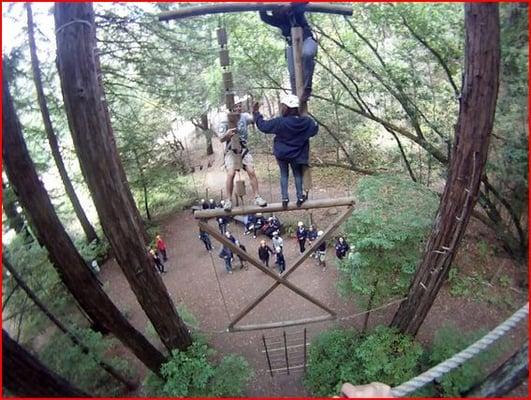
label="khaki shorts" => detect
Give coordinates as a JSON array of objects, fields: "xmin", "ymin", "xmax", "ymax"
[{"xmin": 224, "ymin": 150, "xmax": 254, "ymax": 171}]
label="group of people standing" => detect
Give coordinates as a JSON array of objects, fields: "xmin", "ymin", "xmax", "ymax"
[{"xmin": 196, "ymin": 215, "xmax": 352, "ymax": 275}]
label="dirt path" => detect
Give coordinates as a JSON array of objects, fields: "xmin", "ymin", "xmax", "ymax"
[{"xmin": 98, "ymin": 131, "xmax": 528, "ymax": 397}]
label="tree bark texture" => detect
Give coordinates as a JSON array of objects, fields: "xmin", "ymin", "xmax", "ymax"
[
  {"xmin": 201, "ymin": 113, "xmax": 214, "ymax": 156},
  {"xmin": 3, "ymin": 329, "xmax": 90, "ymax": 397},
  {"xmin": 390, "ymin": 4, "xmax": 500, "ymax": 335},
  {"xmin": 26, "ymin": 3, "xmax": 99, "ymax": 244},
  {"xmin": 2, "ymin": 256, "xmax": 137, "ymax": 390},
  {"xmin": 465, "ymin": 343, "xmax": 528, "ymax": 397},
  {"xmin": 2, "ymin": 75, "xmax": 166, "ymax": 374},
  {"xmin": 54, "ymin": 3, "xmax": 192, "ymax": 352}
]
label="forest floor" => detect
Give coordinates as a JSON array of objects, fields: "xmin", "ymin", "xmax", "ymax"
[{"xmin": 99, "ymin": 133, "xmax": 528, "ymax": 397}]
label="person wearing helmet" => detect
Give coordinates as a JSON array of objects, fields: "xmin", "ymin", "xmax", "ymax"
[
  {"xmin": 335, "ymin": 236, "xmax": 350, "ymax": 260},
  {"xmin": 198, "ymin": 228, "xmax": 213, "ymax": 252},
  {"xmin": 216, "ymin": 97, "xmax": 268, "ymax": 211},
  {"xmin": 208, "ymin": 199, "xmax": 216, "ymax": 209},
  {"xmin": 316, "ymin": 230, "xmax": 327, "ymax": 270},
  {"xmin": 259, "ymin": 3, "xmax": 317, "ymax": 102},
  {"xmin": 217, "ymin": 216, "xmax": 229, "ymax": 234},
  {"xmin": 253, "ymin": 95, "xmax": 318, "ymax": 208},
  {"xmin": 225, "ymin": 230, "xmax": 237, "ymax": 244},
  {"xmin": 296, "ymin": 221, "xmax": 307, "ymax": 253},
  {"xmin": 272, "ymin": 231, "xmax": 283, "ymax": 253},
  {"xmin": 219, "ymin": 244, "xmax": 233, "ymax": 274},
  {"xmin": 275, "ymin": 246, "xmax": 286, "ymax": 274},
  {"xmin": 307, "ymin": 224, "xmax": 318, "ymax": 258},
  {"xmin": 201, "ymin": 198, "xmax": 209, "ymax": 210},
  {"xmin": 258, "ymin": 240, "xmax": 274, "ymax": 268},
  {"xmin": 235, "ymin": 240, "xmax": 248, "ymax": 270},
  {"xmin": 252, "ymin": 213, "xmax": 265, "ymax": 238}
]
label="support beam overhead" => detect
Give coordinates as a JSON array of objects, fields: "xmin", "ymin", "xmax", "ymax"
[
  {"xmin": 194, "ymin": 197, "xmax": 355, "ymax": 219},
  {"xmin": 158, "ymin": 3, "xmax": 353, "ymax": 21}
]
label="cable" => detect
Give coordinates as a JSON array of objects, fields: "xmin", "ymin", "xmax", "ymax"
[{"xmin": 391, "ymin": 302, "xmax": 529, "ymax": 397}]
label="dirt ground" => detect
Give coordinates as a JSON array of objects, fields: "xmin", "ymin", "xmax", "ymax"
[{"xmin": 98, "ymin": 133, "xmax": 528, "ymax": 397}]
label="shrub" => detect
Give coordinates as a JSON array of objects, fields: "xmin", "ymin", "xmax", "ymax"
[
  {"xmin": 304, "ymin": 327, "xmax": 423, "ymax": 396},
  {"xmin": 142, "ymin": 338, "xmax": 252, "ymax": 397}
]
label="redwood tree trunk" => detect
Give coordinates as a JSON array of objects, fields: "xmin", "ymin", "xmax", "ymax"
[
  {"xmin": 54, "ymin": 3, "xmax": 192, "ymax": 351},
  {"xmin": 201, "ymin": 113, "xmax": 214, "ymax": 156},
  {"xmin": 26, "ymin": 3, "xmax": 98, "ymax": 244},
  {"xmin": 2, "ymin": 256, "xmax": 137, "ymax": 390},
  {"xmin": 3, "ymin": 329, "xmax": 90, "ymax": 397},
  {"xmin": 2, "ymin": 75, "xmax": 166, "ymax": 374},
  {"xmin": 390, "ymin": 3, "xmax": 500, "ymax": 335}
]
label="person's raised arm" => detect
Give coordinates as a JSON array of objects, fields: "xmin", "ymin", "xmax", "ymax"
[{"xmin": 253, "ymin": 102, "xmax": 283, "ymax": 134}]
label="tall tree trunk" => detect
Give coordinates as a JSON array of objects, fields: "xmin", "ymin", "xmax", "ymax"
[
  {"xmin": 133, "ymin": 149, "xmax": 150, "ymax": 221},
  {"xmin": 93, "ymin": 44, "xmax": 149, "ymax": 244},
  {"xmin": 362, "ymin": 279, "xmax": 378, "ymax": 334},
  {"xmin": 464, "ymin": 343, "xmax": 528, "ymax": 397},
  {"xmin": 54, "ymin": 3, "xmax": 192, "ymax": 352},
  {"xmin": 2, "ymin": 256, "xmax": 137, "ymax": 391},
  {"xmin": 390, "ymin": 3, "xmax": 500, "ymax": 336},
  {"xmin": 3, "ymin": 330, "xmax": 90, "ymax": 397},
  {"xmin": 201, "ymin": 113, "xmax": 214, "ymax": 156},
  {"xmin": 26, "ymin": 3, "xmax": 98, "ymax": 244},
  {"xmin": 2, "ymin": 75, "xmax": 166, "ymax": 374}
]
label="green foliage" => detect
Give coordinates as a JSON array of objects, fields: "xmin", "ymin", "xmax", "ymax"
[
  {"xmin": 2, "ymin": 236, "xmax": 81, "ymax": 342},
  {"xmin": 304, "ymin": 327, "xmax": 423, "ymax": 396},
  {"xmin": 39, "ymin": 326, "xmax": 133, "ymax": 396},
  {"xmin": 421, "ymin": 325, "xmax": 503, "ymax": 397},
  {"xmin": 75, "ymin": 236, "xmax": 110, "ymax": 265},
  {"xmin": 338, "ymin": 175, "xmax": 438, "ymax": 307},
  {"xmin": 142, "ymin": 339, "xmax": 252, "ymax": 397}
]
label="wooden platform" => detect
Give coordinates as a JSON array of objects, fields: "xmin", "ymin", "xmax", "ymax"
[{"xmin": 193, "ymin": 197, "xmax": 355, "ymax": 219}]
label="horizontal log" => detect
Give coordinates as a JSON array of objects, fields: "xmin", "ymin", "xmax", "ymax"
[
  {"xmin": 158, "ymin": 3, "xmax": 353, "ymax": 21},
  {"xmin": 229, "ymin": 314, "xmax": 335, "ymax": 332},
  {"xmin": 194, "ymin": 197, "xmax": 355, "ymax": 219}
]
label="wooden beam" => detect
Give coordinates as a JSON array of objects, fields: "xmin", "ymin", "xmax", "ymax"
[
  {"xmin": 292, "ymin": 26, "xmax": 308, "ymax": 116},
  {"xmin": 194, "ymin": 196, "xmax": 355, "ymax": 219},
  {"xmin": 232, "ymin": 314, "xmax": 334, "ymax": 332},
  {"xmin": 227, "ymin": 206, "xmax": 353, "ymax": 330},
  {"xmin": 198, "ymin": 220, "xmax": 336, "ymax": 322},
  {"xmin": 158, "ymin": 3, "xmax": 353, "ymax": 22}
]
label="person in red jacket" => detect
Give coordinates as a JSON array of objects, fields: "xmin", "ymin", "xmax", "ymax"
[{"xmin": 156, "ymin": 234, "xmax": 167, "ymax": 262}]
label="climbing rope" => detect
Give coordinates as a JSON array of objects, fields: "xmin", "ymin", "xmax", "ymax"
[
  {"xmin": 391, "ymin": 302, "xmax": 529, "ymax": 397},
  {"xmin": 206, "ymin": 243, "xmax": 232, "ymax": 324}
]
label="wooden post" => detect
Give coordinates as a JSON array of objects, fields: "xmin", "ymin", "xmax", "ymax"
[
  {"xmin": 193, "ymin": 196, "xmax": 355, "ymax": 219},
  {"xmin": 291, "ymin": 26, "xmax": 307, "ymax": 116},
  {"xmin": 262, "ymin": 335, "xmax": 274, "ymax": 377},
  {"xmin": 283, "ymin": 331, "xmax": 290, "ymax": 375},
  {"xmin": 158, "ymin": 3, "xmax": 354, "ymax": 22}
]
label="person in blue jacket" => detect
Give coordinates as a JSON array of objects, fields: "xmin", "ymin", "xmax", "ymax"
[
  {"xmin": 253, "ymin": 94, "xmax": 318, "ymax": 208},
  {"xmin": 259, "ymin": 2, "xmax": 317, "ymax": 101}
]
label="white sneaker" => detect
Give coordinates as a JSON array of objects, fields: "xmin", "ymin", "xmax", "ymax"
[
  {"xmin": 223, "ymin": 200, "xmax": 232, "ymax": 211},
  {"xmin": 254, "ymin": 195, "xmax": 267, "ymax": 207}
]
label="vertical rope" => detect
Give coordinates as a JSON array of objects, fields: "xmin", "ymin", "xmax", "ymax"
[{"xmin": 206, "ymin": 240, "xmax": 232, "ymax": 324}]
